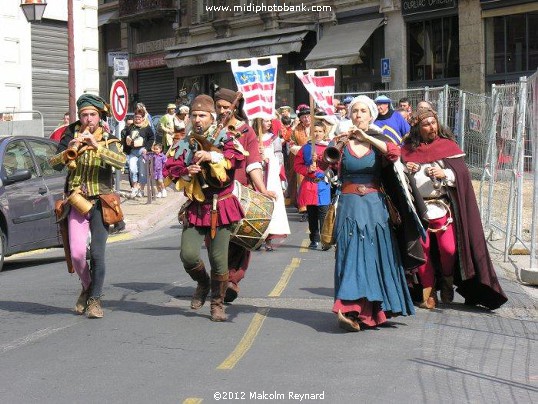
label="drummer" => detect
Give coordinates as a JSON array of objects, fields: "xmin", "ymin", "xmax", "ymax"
[
  {"xmin": 163, "ymin": 94, "xmax": 246, "ymax": 322},
  {"xmin": 213, "ymin": 87, "xmax": 277, "ymax": 303}
]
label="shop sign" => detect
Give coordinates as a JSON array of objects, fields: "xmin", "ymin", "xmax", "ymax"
[
  {"xmin": 136, "ymin": 38, "xmax": 175, "ymax": 54},
  {"xmin": 130, "ymin": 53, "xmax": 166, "ymax": 70},
  {"xmin": 402, "ymin": 0, "xmax": 457, "ymax": 16},
  {"xmin": 107, "ymin": 51, "xmax": 129, "ymax": 67}
]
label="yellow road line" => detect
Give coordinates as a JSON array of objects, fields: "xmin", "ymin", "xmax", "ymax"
[
  {"xmin": 217, "ymin": 307, "xmax": 270, "ymax": 370},
  {"xmin": 108, "ymin": 232, "xmax": 133, "ymax": 243},
  {"xmin": 299, "ymin": 239, "xmax": 309, "ymax": 253},
  {"xmin": 183, "ymin": 399, "xmax": 203, "ymax": 404},
  {"xmin": 268, "ymin": 257, "xmax": 301, "ymax": 297}
]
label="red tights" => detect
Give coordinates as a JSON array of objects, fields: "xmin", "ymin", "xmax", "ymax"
[{"xmin": 418, "ymin": 214, "xmax": 457, "ymax": 288}]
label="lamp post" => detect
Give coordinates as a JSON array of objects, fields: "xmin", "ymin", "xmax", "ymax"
[
  {"xmin": 21, "ymin": 0, "xmax": 76, "ymax": 123},
  {"xmin": 20, "ymin": 0, "xmax": 47, "ymax": 22}
]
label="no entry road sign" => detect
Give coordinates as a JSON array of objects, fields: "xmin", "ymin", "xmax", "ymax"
[{"xmin": 110, "ymin": 79, "xmax": 128, "ymax": 122}]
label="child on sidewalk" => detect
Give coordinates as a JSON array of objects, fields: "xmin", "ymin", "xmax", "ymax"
[
  {"xmin": 294, "ymin": 121, "xmax": 332, "ymax": 250},
  {"xmin": 148, "ymin": 143, "xmax": 168, "ymax": 198}
]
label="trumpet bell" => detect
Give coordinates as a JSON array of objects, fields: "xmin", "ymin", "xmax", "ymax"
[{"xmin": 323, "ymin": 146, "xmax": 341, "ymax": 164}]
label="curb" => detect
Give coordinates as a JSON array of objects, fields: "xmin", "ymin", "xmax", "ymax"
[{"xmin": 121, "ymin": 192, "xmax": 186, "ymax": 237}]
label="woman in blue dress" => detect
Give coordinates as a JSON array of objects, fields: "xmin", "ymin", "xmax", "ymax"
[{"xmin": 332, "ymin": 95, "xmax": 415, "ymax": 332}]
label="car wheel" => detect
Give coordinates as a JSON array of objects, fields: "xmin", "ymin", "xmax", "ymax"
[{"xmin": 0, "ymin": 228, "xmax": 6, "ymax": 272}]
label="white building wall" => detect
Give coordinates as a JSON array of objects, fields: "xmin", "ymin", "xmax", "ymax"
[{"xmin": 0, "ymin": 0, "xmax": 99, "ymax": 115}]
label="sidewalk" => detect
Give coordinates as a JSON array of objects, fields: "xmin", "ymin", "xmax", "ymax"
[{"xmin": 111, "ymin": 177, "xmax": 186, "ymax": 238}]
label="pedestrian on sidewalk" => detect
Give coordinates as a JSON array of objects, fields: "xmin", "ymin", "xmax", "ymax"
[
  {"xmin": 125, "ymin": 108, "xmax": 154, "ymax": 198},
  {"xmin": 49, "ymin": 94, "xmax": 127, "ymax": 318},
  {"xmin": 163, "ymin": 94, "xmax": 246, "ymax": 322},
  {"xmin": 145, "ymin": 143, "xmax": 168, "ymax": 198}
]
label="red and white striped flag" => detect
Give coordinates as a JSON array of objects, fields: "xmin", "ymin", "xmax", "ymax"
[
  {"xmin": 230, "ymin": 56, "xmax": 278, "ymax": 120},
  {"xmin": 295, "ymin": 69, "xmax": 336, "ymax": 115}
]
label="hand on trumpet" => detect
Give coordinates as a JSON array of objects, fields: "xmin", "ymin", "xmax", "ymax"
[
  {"xmin": 79, "ymin": 132, "xmax": 99, "ymax": 149},
  {"xmin": 348, "ymin": 125, "xmax": 369, "ymax": 142}
]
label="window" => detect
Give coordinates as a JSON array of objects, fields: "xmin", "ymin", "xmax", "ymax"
[
  {"xmin": 2, "ymin": 141, "xmax": 37, "ymax": 178},
  {"xmin": 485, "ymin": 12, "xmax": 538, "ymax": 75},
  {"xmin": 191, "ymin": 0, "xmax": 215, "ymax": 24},
  {"xmin": 27, "ymin": 140, "xmax": 62, "ymax": 178},
  {"xmin": 408, "ymin": 16, "xmax": 459, "ymax": 82}
]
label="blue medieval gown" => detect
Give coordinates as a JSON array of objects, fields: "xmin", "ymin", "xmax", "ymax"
[{"xmin": 332, "ymin": 144, "xmax": 415, "ymax": 324}]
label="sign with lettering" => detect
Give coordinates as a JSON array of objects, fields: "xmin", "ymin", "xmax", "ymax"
[
  {"xmin": 401, "ymin": 0, "xmax": 457, "ymax": 16},
  {"xmin": 113, "ymin": 58, "xmax": 129, "ymax": 78},
  {"xmin": 107, "ymin": 51, "xmax": 129, "ymax": 67}
]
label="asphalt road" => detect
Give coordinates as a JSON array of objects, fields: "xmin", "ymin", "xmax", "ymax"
[{"xmin": 0, "ymin": 211, "xmax": 536, "ymax": 403}]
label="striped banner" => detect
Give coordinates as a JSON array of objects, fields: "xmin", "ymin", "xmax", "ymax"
[
  {"xmin": 295, "ymin": 69, "xmax": 336, "ymax": 115},
  {"xmin": 230, "ymin": 56, "xmax": 278, "ymax": 120}
]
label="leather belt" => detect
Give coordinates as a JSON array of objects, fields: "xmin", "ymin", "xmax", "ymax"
[
  {"xmin": 202, "ymin": 192, "xmax": 234, "ymax": 204},
  {"xmin": 341, "ymin": 182, "xmax": 380, "ymax": 196},
  {"xmin": 304, "ymin": 176, "xmax": 321, "ymax": 183}
]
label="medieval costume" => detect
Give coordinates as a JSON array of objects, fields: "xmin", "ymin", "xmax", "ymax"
[
  {"xmin": 401, "ymin": 108, "xmax": 507, "ymax": 310},
  {"xmin": 50, "ymin": 94, "xmax": 126, "ymax": 318},
  {"xmin": 331, "ymin": 96, "xmax": 417, "ymax": 331},
  {"xmin": 294, "ymin": 138, "xmax": 331, "ymax": 250},
  {"xmin": 163, "ymin": 94, "xmax": 246, "ymax": 321},
  {"xmin": 258, "ymin": 123, "xmax": 290, "ymax": 251}
]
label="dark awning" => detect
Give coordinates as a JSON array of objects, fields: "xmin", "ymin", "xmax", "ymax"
[
  {"xmin": 165, "ymin": 26, "xmax": 313, "ymax": 68},
  {"xmin": 305, "ymin": 19, "xmax": 383, "ymax": 69}
]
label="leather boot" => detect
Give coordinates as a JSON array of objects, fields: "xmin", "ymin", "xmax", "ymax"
[
  {"xmin": 440, "ymin": 276, "xmax": 454, "ymax": 303},
  {"xmin": 224, "ymin": 282, "xmax": 239, "ymax": 303},
  {"xmin": 185, "ymin": 261, "xmax": 210, "ymax": 310},
  {"xmin": 419, "ymin": 287, "xmax": 436, "ymax": 309},
  {"xmin": 210, "ymin": 273, "xmax": 228, "ymax": 322}
]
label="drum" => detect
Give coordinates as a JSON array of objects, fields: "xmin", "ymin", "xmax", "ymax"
[{"xmin": 230, "ymin": 180, "xmax": 274, "ymax": 251}]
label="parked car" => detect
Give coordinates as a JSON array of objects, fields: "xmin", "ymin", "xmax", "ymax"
[{"xmin": 0, "ymin": 136, "xmax": 67, "ymax": 271}]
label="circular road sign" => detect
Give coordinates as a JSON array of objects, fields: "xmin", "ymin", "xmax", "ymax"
[{"xmin": 110, "ymin": 79, "xmax": 129, "ymax": 122}]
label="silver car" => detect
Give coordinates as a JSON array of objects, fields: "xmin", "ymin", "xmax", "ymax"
[{"xmin": 0, "ymin": 136, "xmax": 66, "ymax": 271}]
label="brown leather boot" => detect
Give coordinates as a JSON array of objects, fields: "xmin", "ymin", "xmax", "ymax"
[
  {"xmin": 440, "ymin": 276, "xmax": 454, "ymax": 303},
  {"xmin": 185, "ymin": 261, "xmax": 210, "ymax": 310},
  {"xmin": 210, "ymin": 273, "xmax": 228, "ymax": 322},
  {"xmin": 419, "ymin": 287, "xmax": 436, "ymax": 309}
]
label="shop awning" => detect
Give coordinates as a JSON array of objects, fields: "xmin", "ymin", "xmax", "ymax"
[
  {"xmin": 165, "ymin": 26, "xmax": 313, "ymax": 68},
  {"xmin": 305, "ymin": 19, "xmax": 383, "ymax": 69},
  {"xmin": 98, "ymin": 10, "xmax": 118, "ymax": 27}
]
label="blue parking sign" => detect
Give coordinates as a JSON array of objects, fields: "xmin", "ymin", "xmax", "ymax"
[{"xmin": 381, "ymin": 58, "xmax": 390, "ymax": 77}]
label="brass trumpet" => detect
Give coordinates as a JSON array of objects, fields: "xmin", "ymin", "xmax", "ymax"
[{"xmin": 323, "ymin": 124, "xmax": 385, "ymax": 164}]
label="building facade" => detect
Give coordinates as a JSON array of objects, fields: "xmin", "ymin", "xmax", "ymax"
[
  {"xmin": 1, "ymin": 0, "xmax": 99, "ymax": 135},
  {"xmin": 98, "ymin": 0, "xmax": 538, "ymax": 115}
]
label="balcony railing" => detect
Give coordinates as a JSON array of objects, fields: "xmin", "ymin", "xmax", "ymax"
[{"xmin": 119, "ymin": 0, "xmax": 176, "ymax": 20}]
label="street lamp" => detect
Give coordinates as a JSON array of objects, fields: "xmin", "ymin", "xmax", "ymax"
[{"xmin": 20, "ymin": 0, "xmax": 47, "ymax": 23}]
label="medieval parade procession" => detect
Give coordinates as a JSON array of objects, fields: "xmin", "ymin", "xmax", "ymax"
[{"xmin": 0, "ymin": 0, "xmax": 537, "ymax": 403}]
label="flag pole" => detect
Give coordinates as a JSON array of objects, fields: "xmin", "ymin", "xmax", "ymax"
[{"xmin": 309, "ymin": 94, "xmax": 316, "ymax": 161}]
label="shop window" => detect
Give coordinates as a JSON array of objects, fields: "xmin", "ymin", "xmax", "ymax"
[
  {"xmin": 486, "ymin": 12, "xmax": 538, "ymax": 75},
  {"xmin": 192, "ymin": 0, "xmax": 215, "ymax": 24},
  {"xmin": 408, "ymin": 16, "xmax": 459, "ymax": 82}
]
